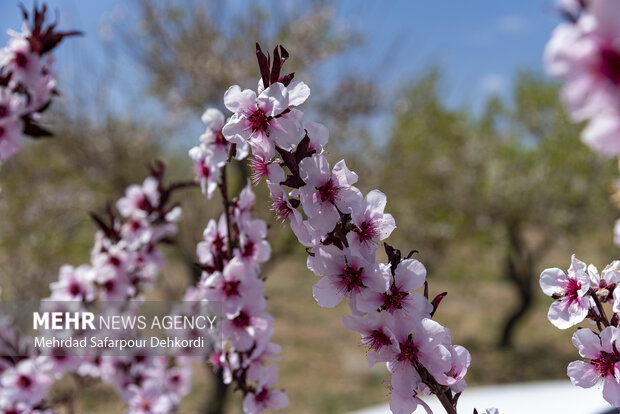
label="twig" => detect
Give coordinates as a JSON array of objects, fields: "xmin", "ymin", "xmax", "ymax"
[
  {"xmin": 218, "ymin": 164, "xmax": 234, "ymax": 260},
  {"xmin": 588, "ymin": 288, "xmax": 611, "ymax": 328}
]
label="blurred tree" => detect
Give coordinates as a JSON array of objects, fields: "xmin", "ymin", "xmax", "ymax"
[
  {"xmin": 123, "ymin": 0, "xmax": 382, "ymax": 154},
  {"xmin": 384, "ymin": 71, "xmax": 618, "ymax": 347},
  {"xmin": 126, "ymin": 0, "xmax": 366, "ymax": 111}
]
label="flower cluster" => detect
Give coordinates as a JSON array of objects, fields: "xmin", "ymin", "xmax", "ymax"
[
  {"xmin": 0, "ymin": 164, "xmax": 193, "ymax": 413},
  {"xmin": 217, "ymin": 43, "xmax": 478, "ymax": 414},
  {"xmin": 189, "ymin": 108, "xmax": 248, "ymax": 198},
  {"xmin": 545, "ymin": 2, "xmax": 620, "ymax": 406},
  {"xmin": 545, "ymin": 0, "xmax": 620, "ymax": 157},
  {"xmin": 187, "ymin": 109, "xmax": 288, "ymax": 413},
  {"xmin": 99, "ymin": 354, "xmax": 193, "ymax": 414},
  {"xmin": 52, "ymin": 162, "xmax": 183, "ymax": 303},
  {"xmin": 540, "ymin": 255, "xmax": 620, "ymax": 406},
  {"xmin": 0, "ymin": 4, "xmax": 79, "ymax": 161}
]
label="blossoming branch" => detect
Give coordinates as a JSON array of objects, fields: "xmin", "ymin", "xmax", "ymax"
[
  {"xmin": 540, "ymin": 255, "xmax": 620, "ymax": 406},
  {"xmin": 214, "ymin": 43, "xmax": 498, "ymax": 414},
  {"xmin": 188, "ymin": 107, "xmax": 288, "ymax": 413},
  {"xmin": 543, "ymin": 0, "xmax": 620, "ymax": 407},
  {"xmin": 0, "ymin": 4, "xmax": 80, "ymax": 161},
  {"xmin": 0, "ymin": 164, "xmax": 194, "ymax": 413}
]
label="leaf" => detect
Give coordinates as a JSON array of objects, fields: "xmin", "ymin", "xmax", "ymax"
[
  {"xmin": 89, "ymin": 212, "xmax": 116, "ymax": 241},
  {"xmin": 278, "ymin": 72, "xmax": 295, "ymax": 87},
  {"xmin": 281, "ymin": 174, "xmax": 305, "ymax": 189},
  {"xmin": 294, "ymin": 133, "xmax": 312, "ymax": 163},
  {"xmin": 270, "ymin": 45, "xmax": 289, "ymax": 85},
  {"xmin": 40, "ymin": 31, "xmax": 83, "ymax": 55},
  {"xmin": 276, "ymin": 146, "xmax": 300, "ymax": 176},
  {"xmin": 22, "ymin": 119, "xmax": 53, "ymax": 138},
  {"xmin": 383, "ymin": 243, "xmax": 402, "ymax": 272},
  {"xmin": 255, "ymin": 43, "xmax": 271, "ymax": 88},
  {"xmin": 430, "ymin": 292, "xmax": 448, "ymax": 317},
  {"xmin": 270, "ymin": 45, "xmax": 282, "ymax": 85}
]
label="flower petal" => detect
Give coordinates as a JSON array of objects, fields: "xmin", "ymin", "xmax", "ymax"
[
  {"xmin": 287, "ymin": 80, "xmax": 311, "ymax": 106},
  {"xmin": 223, "ymin": 85, "xmax": 256, "ymax": 114},
  {"xmin": 572, "ymin": 328, "xmax": 602, "ymax": 359},
  {"xmin": 539, "ymin": 267, "xmax": 567, "ymax": 297},
  {"xmin": 312, "ymin": 276, "xmax": 343, "ymax": 308}
]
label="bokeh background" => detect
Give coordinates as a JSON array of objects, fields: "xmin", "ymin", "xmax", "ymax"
[{"xmin": 0, "ymin": 1, "xmax": 618, "ymax": 413}]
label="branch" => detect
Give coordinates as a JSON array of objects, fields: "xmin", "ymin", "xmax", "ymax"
[
  {"xmin": 218, "ymin": 164, "xmax": 234, "ymax": 260},
  {"xmin": 588, "ymin": 288, "xmax": 611, "ymax": 328}
]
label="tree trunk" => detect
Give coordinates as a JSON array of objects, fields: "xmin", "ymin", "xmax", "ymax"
[
  {"xmin": 204, "ymin": 368, "xmax": 229, "ymax": 414},
  {"xmin": 182, "ymin": 256, "xmax": 230, "ymax": 413},
  {"xmin": 499, "ymin": 221, "xmax": 534, "ymax": 348}
]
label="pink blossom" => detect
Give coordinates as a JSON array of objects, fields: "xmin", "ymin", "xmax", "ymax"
[
  {"xmin": 38, "ymin": 354, "xmax": 83, "ymax": 378},
  {"xmin": 96, "ymin": 265, "xmax": 131, "ymax": 301},
  {"xmin": 267, "ymin": 182, "xmax": 318, "ymax": 247},
  {"xmin": 242, "ymin": 365, "xmax": 289, "ymax": 413},
  {"xmin": 249, "ymin": 154, "xmax": 270, "ymax": 185},
  {"xmin": 191, "ymin": 44, "xmax": 467, "ymax": 412},
  {"xmin": 567, "ymin": 326, "xmax": 620, "ymax": 405},
  {"xmin": 587, "ymin": 262, "xmax": 620, "ymax": 311},
  {"xmin": 127, "ymin": 383, "xmax": 176, "ymax": 414},
  {"xmin": 222, "ymin": 82, "xmax": 307, "ymax": 160},
  {"xmin": 236, "ymin": 182, "xmax": 257, "ymax": 217},
  {"xmin": 117, "ymin": 177, "xmax": 160, "ymax": 218},
  {"xmin": 119, "ymin": 216, "xmax": 152, "ymax": 248},
  {"xmin": 236, "ymin": 218, "xmax": 271, "ymax": 265},
  {"xmin": 0, "ymin": 35, "xmax": 42, "ymax": 89},
  {"xmin": 387, "ymin": 318, "xmax": 452, "ymax": 400},
  {"xmin": 188, "ymin": 146, "xmax": 221, "ymax": 198},
  {"xmin": 91, "ymin": 241, "xmax": 132, "ymax": 280},
  {"xmin": 436, "ymin": 345, "xmax": 471, "ymax": 393},
  {"xmin": 196, "ymin": 214, "xmax": 229, "ymax": 269},
  {"xmin": 307, "ymin": 244, "xmax": 388, "ymax": 313},
  {"xmin": 0, "ymin": 116, "xmax": 23, "ymax": 160},
  {"xmin": 545, "ymin": 7, "xmax": 620, "ymax": 121},
  {"xmin": 357, "ymin": 258, "xmax": 432, "ymax": 319},
  {"xmin": 346, "ymin": 189, "xmax": 396, "ymax": 259},
  {"xmin": 222, "ymin": 295, "xmax": 273, "ymax": 352},
  {"xmin": 26, "ymin": 59, "xmax": 55, "ymax": 111},
  {"xmin": 540, "ymin": 254, "xmax": 591, "ymax": 329},
  {"xmin": 305, "ymin": 121, "xmax": 329, "ymax": 154},
  {"xmin": 298, "ymin": 154, "xmax": 363, "ymax": 234},
  {"xmin": 0, "ymin": 86, "xmax": 25, "ymax": 118},
  {"xmin": 545, "ymin": 0, "xmax": 620, "ymax": 154},
  {"xmin": 582, "ymin": 110, "xmax": 620, "ymax": 155},
  {"xmin": 388, "ymin": 389, "xmax": 427, "ymax": 414},
  {"xmin": 342, "ymin": 311, "xmax": 398, "ymax": 366},
  {"xmin": 0, "ymin": 359, "xmax": 52, "ymax": 406},
  {"xmin": 49, "ymin": 264, "xmax": 96, "ymax": 302},
  {"xmin": 247, "ymin": 339, "xmax": 282, "ymax": 368},
  {"xmin": 200, "ymin": 108, "xmax": 229, "ymax": 165},
  {"xmin": 164, "ymin": 366, "xmax": 192, "ymax": 397},
  {"xmin": 257, "ymin": 78, "xmax": 310, "ymax": 106},
  {"xmin": 201, "ymin": 257, "xmax": 265, "ymax": 315}
]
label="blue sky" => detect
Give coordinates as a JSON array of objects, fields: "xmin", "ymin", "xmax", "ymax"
[
  {"xmin": 332, "ymin": 1, "xmax": 559, "ymax": 108},
  {"xmin": 0, "ymin": 0, "xmax": 561, "ymax": 123}
]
